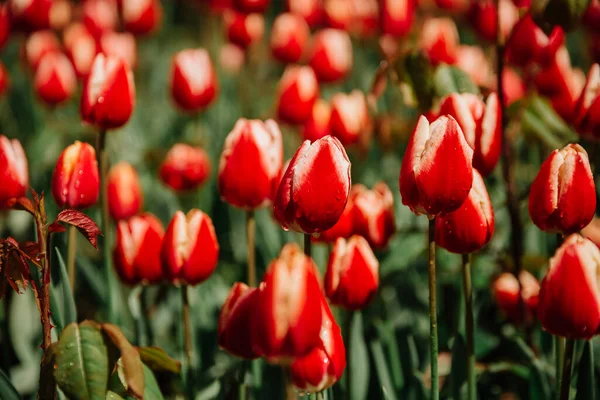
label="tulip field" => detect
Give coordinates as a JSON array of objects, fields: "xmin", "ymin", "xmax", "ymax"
[{"xmin": 2, "ymin": 0, "xmax": 600, "ymax": 399}]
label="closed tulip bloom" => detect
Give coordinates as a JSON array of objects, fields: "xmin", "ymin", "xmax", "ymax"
[
  {"xmin": 538, "ymin": 234, "xmax": 600, "ymax": 339},
  {"xmin": 274, "ymin": 136, "xmax": 351, "ymax": 234},
  {"xmin": 325, "ymin": 236, "xmax": 379, "ymax": 310},
  {"xmin": 287, "ymin": 0, "xmax": 323, "ymax": 27},
  {"xmin": 161, "ymin": 209, "xmax": 219, "ymax": 286},
  {"xmin": 276, "ymin": 65, "xmax": 319, "ymax": 125},
  {"xmin": 113, "ymin": 213, "xmax": 165, "ymax": 285},
  {"xmin": 82, "ymin": 0, "xmax": 118, "ymax": 39},
  {"xmin": 121, "ymin": 0, "xmax": 162, "ymax": 35},
  {"xmin": 252, "ymin": 243, "xmax": 323, "ymax": 360},
  {"xmin": 505, "ymin": 14, "xmax": 564, "ymax": 67},
  {"xmin": 270, "ymin": 13, "xmax": 309, "ymax": 64},
  {"xmin": 399, "ymin": 115, "xmax": 473, "ymax": 217},
  {"xmin": 23, "ymin": 30, "xmax": 60, "ymax": 71},
  {"xmin": 219, "ymin": 43, "xmax": 245, "ymax": 74},
  {"xmin": 303, "ymin": 99, "xmax": 331, "ymax": 142},
  {"xmin": 159, "ymin": 144, "xmax": 211, "ymax": 192},
  {"xmin": 584, "ymin": 0, "xmax": 600, "ymax": 32},
  {"xmin": 582, "ymin": 218, "xmax": 600, "ymax": 249},
  {"xmin": 492, "ymin": 271, "xmax": 540, "ymax": 324},
  {"xmin": 419, "ymin": 17, "xmax": 459, "ymax": 65},
  {"xmin": 468, "ymin": 0, "xmax": 517, "ymax": 43},
  {"xmin": 434, "ymin": 0, "xmax": 470, "ymax": 11},
  {"xmin": 100, "ymin": 32, "xmax": 137, "ymax": 69},
  {"xmin": 435, "ymin": 170, "xmax": 494, "ymax": 254},
  {"xmin": 9, "ymin": 0, "xmax": 52, "ymax": 31},
  {"xmin": 218, "ymin": 119, "xmax": 283, "ymax": 209},
  {"xmin": 224, "ymin": 10, "xmax": 264, "ymax": 48},
  {"xmin": 218, "ymin": 282, "xmax": 261, "ymax": 359},
  {"xmin": 455, "ymin": 45, "xmax": 494, "ymax": 88},
  {"xmin": 0, "ymin": 63, "xmax": 10, "ymax": 97},
  {"xmin": 573, "ymin": 63, "xmax": 600, "ymax": 140},
  {"xmin": 500, "ymin": 67, "xmax": 526, "ymax": 107},
  {"xmin": 34, "ymin": 52, "xmax": 77, "ymax": 105},
  {"xmin": 233, "ymin": 0, "xmax": 269, "ymax": 13},
  {"xmin": 309, "ymin": 29, "xmax": 353, "ymax": 83},
  {"xmin": 171, "ymin": 48, "xmax": 218, "ymax": 112},
  {"xmin": 107, "ymin": 162, "xmax": 143, "ymax": 220},
  {"xmin": 353, "ymin": 182, "xmax": 396, "ymax": 249},
  {"xmin": 528, "ymin": 144, "xmax": 596, "ymax": 234},
  {"xmin": 380, "ymin": 0, "xmax": 415, "ymax": 37},
  {"xmin": 0, "ymin": 136, "xmax": 28, "ymax": 205},
  {"xmin": 51, "ymin": 141, "xmax": 99, "ymax": 209},
  {"xmin": 63, "ymin": 23, "xmax": 97, "ymax": 78},
  {"xmin": 323, "ymin": 0, "xmax": 353, "ymax": 31},
  {"xmin": 350, "ymin": 0, "xmax": 379, "ymax": 38},
  {"xmin": 329, "ymin": 90, "xmax": 370, "ymax": 146},
  {"xmin": 291, "ymin": 296, "xmax": 346, "ymax": 392},
  {"xmin": 81, "ymin": 53, "xmax": 135, "ymax": 129},
  {"xmin": 0, "ymin": 5, "xmax": 10, "ymax": 51}
]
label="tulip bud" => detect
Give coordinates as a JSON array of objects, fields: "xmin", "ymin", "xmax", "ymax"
[
  {"xmin": 380, "ymin": 0, "xmax": 415, "ymax": 37},
  {"xmin": 224, "ymin": 10, "xmax": 264, "ymax": 48},
  {"xmin": 218, "ymin": 119, "xmax": 283, "ymax": 209},
  {"xmin": 276, "ymin": 65, "xmax": 319, "ymax": 125},
  {"xmin": 325, "ymin": 236, "xmax": 379, "ymax": 310},
  {"xmin": 419, "ymin": 17, "xmax": 459, "ymax": 65},
  {"xmin": 0, "ymin": 5, "xmax": 10, "ymax": 51},
  {"xmin": 219, "ymin": 42, "xmax": 245, "ymax": 74},
  {"xmin": 24, "ymin": 30, "xmax": 61, "ymax": 71},
  {"xmin": 505, "ymin": 14, "xmax": 564, "ymax": 67},
  {"xmin": 329, "ymin": 90, "xmax": 370, "ymax": 146},
  {"xmin": 315, "ymin": 189, "xmax": 356, "ymax": 243},
  {"xmin": 121, "ymin": 0, "xmax": 162, "ymax": 35},
  {"xmin": 287, "ymin": 0, "xmax": 323, "ymax": 27},
  {"xmin": 170, "ymin": 48, "xmax": 218, "ymax": 112},
  {"xmin": 582, "ymin": 218, "xmax": 600, "ymax": 249},
  {"xmin": 81, "ymin": 53, "xmax": 135, "ymax": 129},
  {"xmin": 573, "ymin": 63, "xmax": 600, "ymax": 140},
  {"xmin": 107, "ymin": 162, "xmax": 143, "ymax": 220},
  {"xmin": 528, "ymin": 144, "xmax": 596, "ymax": 234},
  {"xmin": 159, "ymin": 144, "xmax": 211, "ymax": 192},
  {"xmin": 100, "ymin": 31, "xmax": 137, "ymax": 69},
  {"xmin": 455, "ymin": 45, "xmax": 494, "ymax": 88},
  {"xmin": 0, "ymin": 63, "xmax": 8, "ymax": 96},
  {"xmin": 291, "ymin": 296, "xmax": 346, "ymax": 392},
  {"xmin": 399, "ymin": 115, "xmax": 473, "ymax": 217},
  {"xmin": 63, "ymin": 23, "xmax": 97, "ymax": 78},
  {"xmin": 303, "ymin": 99, "xmax": 331, "ymax": 142},
  {"xmin": 500, "ymin": 67, "xmax": 526, "ymax": 107},
  {"xmin": 51, "ymin": 141, "xmax": 99, "ymax": 209},
  {"xmin": 270, "ymin": 13, "xmax": 309, "ymax": 64},
  {"xmin": 538, "ymin": 234, "xmax": 600, "ymax": 339},
  {"xmin": 492, "ymin": 271, "xmax": 539, "ymax": 324},
  {"xmin": 218, "ymin": 282, "xmax": 261, "ymax": 359},
  {"xmin": 0, "ymin": 136, "xmax": 28, "ymax": 205},
  {"xmin": 352, "ymin": 182, "xmax": 396, "ymax": 249},
  {"xmin": 434, "ymin": 0, "xmax": 470, "ymax": 12},
  {"xmin": 161, "ymin": 209, "xmax": 219, "ymax": 286},
  {"xmin": 584, "ymin": 0, "xmax": 600, "ymax": 32},
  {"xmin": 252, "ymin": 243, "xmax": 323, "ymax": 360},
  {"xmin": 323, "ymin": 0, "xmax": 353, "ymax": 31},
  {"xmin": 309, "ymin": 29, "xmax": 353, "ymax": 83},
  {"xmin": 233, "ymin": 0, "xmax": 269, "ymax": 13},
  {"xmin": 34, "ymin": 52, "xmax": 77, "ymax": 105},
  {"xmin": 350, "ymin": 0, "xmax": 379, "ymax": 38},
  {"xmin": 273, "ymin": 136, "xmax": 351, "ymax": 234},
  {"xmin": 468, "ymin": 0, "xmax": 518, "ymax": 43},
  {"xmin": 435, "ymin": 170, "xmax": 494, "ymax": 254},
  {"xmin": 82, "ymin": 0, "xmax": 118, "ymax": 39},
  {"xmin": 9, "ymin": 0, "xmax": 52, "ymax": 31}
]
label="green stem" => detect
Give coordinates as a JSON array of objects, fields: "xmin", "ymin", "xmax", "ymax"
[
  {"xmin": 428, "ymin": 218, "xmax": 439, "ymax": 400},
  {"xmin": 304, "ymin": 233, "xmax": 312, "ymax": 258},
  {"xmin": 462, "ymin": 254, "xmax": 476, "ymax": 400},
  {"xmin": 67, "ymin": 225, "xmax": 77, "ymax": 292},
  {"xmin": 559, "ymin": 338, "xmax": 575, "ymax": 400},
  {"xmin": 182, "ymin": 285, "xmax": 194, "ymax": 398},
  {"xmin": 555, "ymin": 336, "xmax": 565, "ymax": 397},
  {"xmin": 247, "ymin": 210, "xmax": 256, "ymax": 288}
]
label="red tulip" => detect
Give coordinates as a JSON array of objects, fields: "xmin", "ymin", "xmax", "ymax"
[
  {"xmin": 270, "ymin": 13, "xmax": 309, "ymax": 64},
  {"xmin": 121, "ymin": 0, "xmax": 162, "ymax": 35},
  {"xmin": 380, "ymin": 0, "xmax": 414, "ymax": 37},
  {"xmin": 492, "ymin": 271, "xmax": 539, "ymax": 324},
  {"xmin": 303, "ymin": 99, "xmax": 331, "ymax": 142},
  {"xmin": 218, "ymin": 282, "xmax": 261, "ymax": 359},
  {"xmin": 51, "ymin": 141, "xmax": 99, "ymax": 209},
  {"xmin": 435, "ymin": 170, "xmax": 494, "ymax": 254},
  {"xmin": 159, "ymin": 143, "xmax": 211, "ymax": 192},
  {"xmin": 352, "ymin": 182, "xmax": 396, "ymax": 249},
  {"xmin": 170, "ymin": 48, "xmax": 218, "ymax": 112},
  {"xmin": 63, "ymin": 23, "xmax": 97, "ymax": 78},
  {"xmin": 538, "ymin": 234, "xmax": 600, "ymax": 339},
  {"xmin": 224, "ymin": 10, "xmax": 264, "ymax": 48},
  {"xmin": 573, "ymin": 63, "xmax": 600, "ymax": 140},
  {"xmin": 274, "ymin": 136, "xmax": 351, "ymax": 234},
  {"xmin": 287, "ymin": 0, "xmax": 323, "ymax": 27},
  {"xmin": 350, "ymin": 0, "xmax": 379, "ymax": 38},
  {"xmin": 291, "ymin": 296, "xmax": 346, "ymax": 392},
  {"xmin": 329, "ymin": 90, "xmax": 370, "ymax": 146},
  {"xmin": 81, "ymin": 53, "xmax": 135, "ymax": 129},
  {"xmin": 113, "ymin": 213, "xmax": 165, "ymax": 285},
  {"xmin": 0, "ymin": 5, "xmax": 10, "ymax": 51},
  {"xmin": 419, "ymin": 17, "xmax": 459, "ymax": 65},
  {"xmin": 505, "ymin": 14, "xmax": 564, "ymax": 67},
  {"xmin": 455, "ymin": 45, "xmax": 494, "ymax": 88},
  {"xmin": 34, "ymin": 52, "xmax": 77, "ymax": 105},
  {"xmin": 107, "ymin": 161, "xmax": 143, "ymax": 220},
  {"xmin": 434, "ymin": 0, "xmax": 469, "ymax": 12},
  {"xmin": 9, "ymin": 0, "xmax": 52, "ymax": 31},
  {"xmin": 82, "ymin": 0, "xmax": 118, "ymax": 39},
  {"xmin": 468, "ymin": 0, "xmax": 517, "ymax": 43},
  {"xmin": 276, "ymin": 65, "xmax": 319, "ymax": 125},
  {"xmin": 500, "ymin": 67, "xmax": 526, "ymax": 107},
  {"xmin": 0, "ymin": 63, "xmax": 10, "ymax": 97},
  {"xmin": 582, "ymin": 218, "xmax": 600, "ymax": 249},
  {"xmin": 23, "ymin": 30, "xmax": 61, "ymax": 72},
  {"xmin": 0, "ymin": 136, "xmax": 28, "ymax": 206},
  {"xmin": 252, "ymin": 243, "xmax": 323, "ymax": 360},
  {"xmin": 511, "ymin": 0, "xmax": 530, "ymax": 7},
  {"xmin": 309, "ymin": 29, "xmax": 353, "ymax": 83},
  {"xmin": 325, "ymin": 235, "xmax": 379, "ymax": 310},
  {"xmin": 99, "ymin": 31, "xmax": 137, "ymax": 69},
  {"xmin": 528, "ymin": 144, "xmax": 596, "ymax": 234},
  {"xmin": 584, "ymin": 0, "xmax": 600, "ymax": 33},
  {"xmin": 161, "ymin": 209, "xmax": 219, "ymax": 286},
  {"xmin": 315, "ymin": 187, "xmax": 356, "ymax": 243},
  {"xmin": 219, "ymin": 42, "xmax": 245, "ymax": 74},
  {"xmin": 399, "ymin": 115, "xmax": 473, "ymax": 217},
  {"xmin": 233, "ymin": 0, "xmax": 269, "ymax": 13},
  {"xmin": 323, "ymin": 0, "xmax": 353, "ymax": 31},
  {"xmin": 218, "ymin": 119, "xmax": 283, "ymax": 209}
]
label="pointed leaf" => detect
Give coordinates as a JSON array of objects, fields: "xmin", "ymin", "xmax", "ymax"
[
  {"xmin": 53, "ymin": 210, "xmax": 102, "ymax": 249},
  {"xmin": 102, "ymin": 324, "xmax": 145, "ymax": 399},
  {"xmin": 575, "ymin": 341, "xmax": 595, "ymax": 400},
  {"xmin": 433, "ymin": 65, "xmax": 480, "ymax": 98},
  {"xmin": 106, "ymin": 392, "xmax": 125, "ymax": 400},
  {"xmin": 370, "ymin": 340, "xmax": 398, "ymax": 400},
  {"xmin": 529, "ymin": 360, "xmax": 551, "ymax": 400},
  {"xmin": 349, "ymin": 312, "xmax": 370, "ymax": 400},
  {"xmin": 3, "ymin": 197, "xmax": 35, "ymax": 215},
  {"xmin": 450, "ymin": 335, "xmax": 467, "ymax": 400},
  {"xmin": 136, "ymin": 347, "xmax": 181, "ymax": 374},
  {"xmin": 0, "ymin": 369, "xmax": 20, "ymax": 400},
  {"xmin": 52, "ymin": 248, "xmax": 77, "ymax": 331}
]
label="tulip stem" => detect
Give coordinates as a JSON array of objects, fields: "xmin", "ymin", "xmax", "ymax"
[
  {"xmin": 555, "ymin": 336, "xmax": 565, "ymax": 395},
  {"xmin": 182, "ymin": 285, "xmax": 194, "ymax": 397},
  {"xmin": 462, "ymin": 253, "xmax": 476, "ymax": 400},
  {"xmin": 559, "ymin": 338, "xmax": 575, "ymax": 400},
  {"xmin": 428, "ymin": 218, "xmax": 439, "ymax": 400},
  {"xmin": 67, "ymin": 224, "xmax": 77, "ymax": 292},
  {"xmin": 283, "ymin": 367, "xmax": 296, "ymax": 400},
  {"xmin": 304, "ymin": 233, "xmax": 312, "ymax": 258},
  {"xmin": 247, "ymin": 210, "xmax": 256, "ymax": 287}
]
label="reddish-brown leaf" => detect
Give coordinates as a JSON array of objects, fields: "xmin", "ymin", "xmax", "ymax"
[
  {"xmin": 2, "ymin": 197, "xmax": 36, "ymax": 215},
  {"xmin": 53, "ymin": 209, "xmax": 102, "ymax": 249},
  {"xmin": 0, "ymin": 237, "xmax": 31, "ymax": 296}
]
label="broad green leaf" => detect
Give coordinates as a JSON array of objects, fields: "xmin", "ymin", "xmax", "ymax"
[
  {"xmin": 450, "ymin": 334, "xmax": 467, "ymax": 400},
  {"xmin": 349, "ymin": 312, "xmax": 370, "ymax": 400},
  {"xmin": 54, "ymin": 247, "xmax": 77, "ymax": 329},
  {"xmin": 370, "ymin": 340, "xmax": 398, "ymax": 400},
  {"xmin": 374, "ymin": 321, "xmax": 404, "ymax": 390},
  {"xmin": 129, "ymin": 364, "xmax": 164, "ymax": 400},
  {"xmin": 136, "ymin": 346, "xmax": 181, "ymax": 374},
  {"xmin": 0, "ymin": 369, "xmax": 20, "ymax": 400},
  {"xmin": 433, "ymin": 65, "xmax": 479, "ymax": 99},
  {"xmin": 54, "ymin": 321, "xmax": 110, "ymax": 400},
  {"xmin": 575, "ymin": 340, "xmax": 595, "ymax": 400},
  {"xmin": 528, "ymin": 360, "xmax": 551, "ymax": 400},
  {"xmin": 396, "ymin": 52, "xmax": 435, "ymax": 111},
  {"xmin": 102, "ymin": 324, "xmax": 144, "ymax": 399}
]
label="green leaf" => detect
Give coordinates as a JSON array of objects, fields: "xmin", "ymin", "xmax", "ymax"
[
  {"xmin": 0, "ymin": 369, "xmax": 20, "ymax": 400},
  {"xmin": 349, "ymin": 312, "xmax": 370, "ymax": 400},
  {"xmin": 433, "ymin": 65, "xmax": 479, "ymax": 99},
  {"xmin": 102, "ymin": 324, "xmax": 144, "ymax": 399},
  {"xmin": 54, "ymin": 247, "xmax": 77, "ymax": 329},
  {"xmin": 54, "ymin": 321, "xmax": 110, "ymax": 400},
  {"xmin": 397, "ymin": 52, "xmax": 435, "ymax": 111},
  {"xmin": 134, "ymin": 364, "xmax": 164, "ymax": 400},
  {"xmin": 136, "ymin": 346, "xmax": 181, "ymax": 374},
  {"xmin": 450, "ymin": 334, "xmax": 467, "ymax": 400},
  {"xmin": 541, "ymin": 0, "xmax": 591, "ymax": 31},
  {"xmin": 575, "ymin": 341, "xmax": 595, "ymax": 400},
  {"xmin": 370, "ymin": 340, "xmax": 398, "ymax": 400},
  {"xmin": 106, "ymin": 392, "xmax": 124, "ymax": 400},
  {"xmin": 529, "ymin": 360, "xmax": 551, "ymax": 400}
]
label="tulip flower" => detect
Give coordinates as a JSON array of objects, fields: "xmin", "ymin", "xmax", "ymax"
[
  {"xmin": 435, "ymin": 170, "xmax": 494, "ymax": 254},
  {"xmin": 159, "ymin": 144, "xmax": 211, "ymax": 192},
  {"xmin": 399, "ymin": 115, "xmax": 474, "ymax": 217},
  {"xmin": 349, "ymin": 0, "xmax": 378, "ymax": 38},
  {"xmin": 492, "ymin": 271, "xmax": 540, "ymax": 324},
  {"xmin": 528, "ymin": 144, "xmax": 596, "ymax": 234},
  {"xmin": 325, "ymin": 236, "xmax": 379, "ymax": 310},
  {"xmin": 584, "ymin": 0, "xmax": 600, "ymax": 32},
  {"xmin": 82, "ymin": 0, "xmax": 118, "ymax": 39},
  {"xmin": 107, "ymin": 162, "xmax": 143, "ymax": 221},
  {"xmin": 218, "ymin": 282, "xmax": 260, "ymax": 359},
  {"xmin": 287, "ymin": 0, "xmax": 323, "ymax": 27},
  {"xmin": 419, "ymin": 18, "xmax": 459, "ymax": 65},
  {"xmin": 303, "ymin": 99, "xmax": 331, "ymax": 142},
  {"xmin": 500, "ymin": 67, "xmax": 526, "ymax": 107},
  {"xmin": 99, "ymin": 32, "xmax": 137, "ymax": 69},
  {"xmin": 24, "ymin": 30, "xmax": 61, "ymax": 71},
  {"xmin": 276, "ymin": 65, "xmax": 319, "ymax": 125},
  {"xmin": 51, "ymin": 141, "xmax": 100, "ymax": 209},
  {"xmin": 315, "ymin": 188, "xmax": 356, "ymax": 243},
  {"xmin": 323, "ymin": 0, "xmax": 353, "ymax": 31},
  {"xmin": 34, "ymin": 52, "xmax": 77, "ymax": 105},
  {"xmin": 273, "ymin": 136, "xmax": 351, "ymax": 234},
  {"xmin": 455, "ymin": 45, "xmax": 494, "ymax": 88},
  {"xmin": 113, "ymin": 213, "xmax": 165, "ymax": 285},
  {"xmin": 63, "ymin": 23, "xmax": 97, "ymax": 78},
  {"xmin": 582, "ymin": 218, "xmax": 600, "ymax": 249},
  {"xmin": 81, "ymin": 53, "xmax": 135, "ymax": 130},
  {"xmin": 468, "ymin": 0, "xmax": 518, "ymax": 43},
  {"xmin": 252, "ymin": 243, "xmax": 323, "ymax": 360},
  {"xmin": 121, "ymin": 0, "xmax": 162, "ymax": 35},
  {"xmin": 0, "ymin": 5, "xmax": 10, "ymax": 51},
  {"xmin": 434, "ymin": 0, "xmax": 470, "ymax": 12},
  {"xmin": 538, "ymin": 234, "xmax": 600, "ymax": 339},
  {"xmin": 352, "ymin": 182, "xmax": 396, "ymax": 249},
  {"xmin": 170, "ymin": 48, "xmax": 218, "ymax": 112},
  {"xmin": 380, "ymin": 0, "xmax": 415, "ymax": 37},
  {"xmin": 233, "ymin": 0, "xmax": 269, "ymax": 13},
  {"xmin": 573, "ymin": 63, "xmax": 600, "ymax": 140},
  {"xmin": 505, "ymin": 14, "xmax": 564, "ymax": 67},
  {"xmin": 309, "ymin": 29, "xmax": 353, "ymax": 83},
  {"xmin": 224, "ymin": 10, "xmax": 264, "ymax": 49},
  {"xmin": 218, "ymin": 119, "xmax": 283, "ymax": 209},
  {"xmin": 161, "ymin": 209, "xmax": 219, "ymax": 286},
  {"xmin": 270, "ymin": 13, "xmax": 309, "ymax": 64},
  {"xmin": 0, "ymin": 63, "xmax": 10, "ymax": 97},
  {"xmin": 219, "ymin": 43, "xmax": 245, "ymax": 74},
  {"xmin": 8, "ymin": 0, "xmax": 54, "ymax": 31},
  {"xmin": 0, "ymin": 136, "xmax": 28, "ymax": 205},
  {"xmin": 291, "ymin": 296, "xmax": 346, "ymax": 392},
  {"xmin": 329, "ymin": 90, "xmax": 370, "ymax": 146}
]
